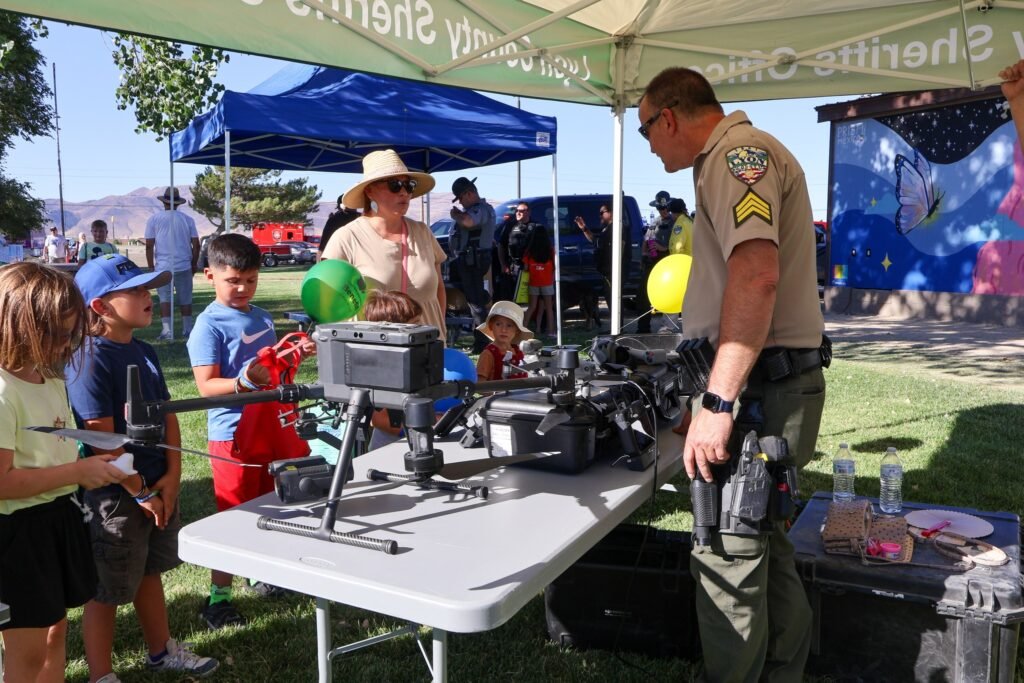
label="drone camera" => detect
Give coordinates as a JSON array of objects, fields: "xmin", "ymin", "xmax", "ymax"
[{"xmin": 269, "ymin": 455, "xmax": 347, "ymax": 504}]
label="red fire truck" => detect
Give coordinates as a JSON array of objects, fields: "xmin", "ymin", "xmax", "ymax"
[{"xmin": 251, "ymin": 222, "xmax": 309, "ymax": 245}]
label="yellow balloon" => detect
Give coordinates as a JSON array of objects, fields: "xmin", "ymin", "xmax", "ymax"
[{"xmin": 647, "ymin": 254, "xmax": 693, "ymax": 314}]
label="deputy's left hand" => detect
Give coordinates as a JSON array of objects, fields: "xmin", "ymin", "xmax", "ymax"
[
  {"xmin": 683, "ymin": 408, "xmax": 734, "ymax": 482},
  {"xmin": 1001, "ymin": 59, "xmax": 1024, "ymax": 101}
]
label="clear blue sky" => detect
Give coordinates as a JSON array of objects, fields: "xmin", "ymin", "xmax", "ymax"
[{"xmin": 7, "ymin": 21, "xmax": 837, "ymax": 221}]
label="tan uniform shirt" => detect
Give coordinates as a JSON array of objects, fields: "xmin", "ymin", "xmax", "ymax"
[
  {"xmin": 683, "ymin": 111, "xmax": 823, "ymax": 349},
  {"xmin": 321, "ymin": 216, "xmax": 448, "ymax": 339}
]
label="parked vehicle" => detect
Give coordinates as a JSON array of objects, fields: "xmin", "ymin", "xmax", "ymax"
[
  {"xmin": 258, "ymin": 243, "xmax": 293, "ymax": 268},
  {"xmin": 814, "ymin": 220, "xmax": 829, "ymax": 289},
  {"xmin": 438, "ymin": 195, "xmax": 645, "ymax": 313},
  {"xmin": 276, "ymin": 240, "xmax": 317, "ymax": 265},
  {"xmin": 251, "ymin": 222, "xmax": 310, "ymax": 246}
]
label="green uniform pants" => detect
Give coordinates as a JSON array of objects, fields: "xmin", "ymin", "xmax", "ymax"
[{"xmin": 691, "ymin": 367, "xmax": 825, "ymax": 683}]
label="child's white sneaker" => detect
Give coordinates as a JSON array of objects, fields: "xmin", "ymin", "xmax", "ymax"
[
  {"xmin": 145, "ymin": 638, "xmax": 219, "ymax": 677},
  {"xmin": 95, "ymin": 674, "xmax": 122, "ymax": 683}
]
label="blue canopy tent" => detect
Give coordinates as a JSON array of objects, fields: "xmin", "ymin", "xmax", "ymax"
[
  {"xmin": 169, "ymin": 64, "xmax": 569, "ymax": 339},
  {"xmin": 170, "ymin": 64, "xmax": 557, "ymax": 175}
]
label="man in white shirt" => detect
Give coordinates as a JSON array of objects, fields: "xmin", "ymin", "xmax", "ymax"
[
  {"xmin": 145, "ymin": 187, "xmax": 200, "ymax": 340},
  {"xmin": 43, "ymin": 227, "xmax": 67, "ymax": 264}
]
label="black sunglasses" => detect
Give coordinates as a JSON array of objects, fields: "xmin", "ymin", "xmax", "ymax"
[
  {"xmin": 383, "ymin": 178, "xmax": 418, "ymax": 194},
  {"xmin": 638, "ymin": 100, "xmax": 678, "ymax": 140}
]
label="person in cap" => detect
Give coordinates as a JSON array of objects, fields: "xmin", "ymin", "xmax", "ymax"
[
  {"xmin": 144, "ymin": 187, "xmax": 200, "ymax": 340},
  {"xmin": 317, "ymin": 195, "xmax": 360, "ymax": 262},
  {"xmin": 78, "ymin": 219, "xmax": 119, "ymax": 263},
  {"xmin": 450, "ymin": 176, "xmax": 496, "ymax": 352},
  {"xmin": 321, "ymin": 149, "xmax": 447, "ymax": 339},
  {"xmin": 66, "ymin": 254, "xmax": 220, "ymax": 681},
  {"xmin": 635, "ymin": 190, "xmax": 675, "ymax": 332},
  {"xmin": 640, "ymin": 66, "xmax": 826, "ymax": 682},
  {"xmin": 44, "ymin": 226, "xmax": 68, "ymax": 264},
  {"xmin": 668, "ymin": 197, "xmax": 694, "ymax": 257},
  {"xmin": 475, "ymin": 300, "xmax": 531, "ymax": 381}
]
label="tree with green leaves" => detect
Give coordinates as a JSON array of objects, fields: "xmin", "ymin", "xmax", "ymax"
[
  {"xmin": 0, "ymin": 13, "xmax": 51, "ymax": 239},
  {"xmin": 110, "ymin": 35, "xmax": 229, "ymax": 140},
  {"xmin": 191, "ymin": 166, "xmax": 322, "ymax": 233}
]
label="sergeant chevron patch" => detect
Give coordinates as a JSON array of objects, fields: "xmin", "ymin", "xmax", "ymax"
[{"xmin": 733, "ymin": 189, "xmax": 772, "ymax": 227}]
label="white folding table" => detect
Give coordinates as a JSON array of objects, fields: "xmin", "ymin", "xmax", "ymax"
[{"xmin": 179, "ymin": 427, "xmax": 683, "ymax": 682}]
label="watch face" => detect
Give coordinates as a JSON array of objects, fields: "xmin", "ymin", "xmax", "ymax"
[{"xmin": 702, "ymin": 392, "xmax": 729, "ymax": 413}]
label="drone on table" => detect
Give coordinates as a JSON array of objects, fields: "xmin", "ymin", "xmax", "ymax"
[{"xmin": 33, "ymin": 322, "xmax": 702, "ymax": 554}]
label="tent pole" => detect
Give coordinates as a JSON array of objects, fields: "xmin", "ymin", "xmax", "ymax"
[
  {"xmin": 224, "ymin": 130, "xmax": 232, "ymax": 231},
  {"xmin": 552, "ymin": 155, "xmax": 561, "ymax": 345},
  {"xmin": 610, "ymin": 38, "xmax": 626, "ymax": 336},
  {"xmin": 611, "ymin": 104, "xmax": 624, "ymax": 335},
  {"xmin": 168, "ymin": 144, "xmax": 175, "ymax": 340}
]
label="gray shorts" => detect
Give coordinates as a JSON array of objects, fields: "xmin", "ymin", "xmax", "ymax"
[
  {"xmin": 529, "ymin": 284, "xmax": 555, "ymax": 295},
  {"xmin": 85, "ymin": 490, "xmax": 182, "ymax": 605},
  {"xmin": 156, "ymin": 269, "xmax": 194, "ymax": 306}
]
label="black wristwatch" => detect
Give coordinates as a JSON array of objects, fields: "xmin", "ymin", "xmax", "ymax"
[{"xmin": 701, "ymin": 391, "xmax": 735, "ymax": 414}]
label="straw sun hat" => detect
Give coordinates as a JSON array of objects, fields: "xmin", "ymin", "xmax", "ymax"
[
  {"xmin": 342, "ymin": 149, "xmax": 435, "ymax": 209},
  {"xmin": 477, "ymin": 301, "xmax": 534, "ymax": 343}
]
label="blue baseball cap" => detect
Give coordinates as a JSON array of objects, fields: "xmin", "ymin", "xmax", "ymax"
[{"xmin": 75, "ymin": 254, "xmax": 172, "ymax": 303}]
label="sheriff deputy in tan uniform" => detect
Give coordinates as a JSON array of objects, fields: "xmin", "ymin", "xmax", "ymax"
[{"xmin": 639, "ymin": 66, "xmax": 828, "ymax": 682}]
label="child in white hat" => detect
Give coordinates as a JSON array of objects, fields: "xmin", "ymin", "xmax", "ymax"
[{"xmin": 475, "ymin": 301, "xmax": 532, "ymax": 381}]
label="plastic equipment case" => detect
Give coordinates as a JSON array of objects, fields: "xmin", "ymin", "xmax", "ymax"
[
  {"xmin": 789, "ymin": 492, "xmax": 1024, "ymax": 682},
  {"xmin": 544, "ymin": 524, "xmax": 701, "ymax": 658}
]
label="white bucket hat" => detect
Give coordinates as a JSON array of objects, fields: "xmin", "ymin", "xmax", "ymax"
[
  {"xmin": 342, "ymin": 149, "xmax": 435, "ymax": 209},
  {"xmin": 477, "ymin": 300, "xmax": 534, "ymax": 343}
]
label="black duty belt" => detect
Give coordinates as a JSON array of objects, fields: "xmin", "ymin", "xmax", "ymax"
[{"xmin": 755, "ymin": 335, "xmax": 832, "ymax": 382}]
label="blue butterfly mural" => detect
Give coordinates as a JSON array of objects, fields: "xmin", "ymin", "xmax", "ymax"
[{"xmin": 894, "ymin": 150, "xmax": 943, "ymax": 235}]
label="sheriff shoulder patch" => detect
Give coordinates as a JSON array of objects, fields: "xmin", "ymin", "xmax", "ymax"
[
  {"xmin": 733, "ymin": 188, "xmax": 772, "ymax": 227},
  {"xmin": 726, "ymin": 146, "xmax": 769, "ymax": 186}
]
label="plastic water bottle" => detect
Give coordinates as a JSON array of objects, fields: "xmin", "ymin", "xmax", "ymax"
[
  {"xmin": 832, "ymin": 443, "xmax": 855, "ymax": 502},
  {"xmin": 879, "ymin": 447, "xmax": 904, "ymax": 514}
]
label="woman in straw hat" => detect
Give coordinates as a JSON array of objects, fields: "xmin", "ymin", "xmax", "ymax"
[{"xmin": 321, "ymin": 149, "xmax": 447, "ymax": 338}]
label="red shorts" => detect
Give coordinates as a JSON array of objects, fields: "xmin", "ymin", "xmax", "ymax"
[{"xmin": 208, "ymin": 440, "xmax": 276, "ymax": 512}]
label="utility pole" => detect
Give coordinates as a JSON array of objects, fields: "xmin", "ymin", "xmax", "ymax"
[{"xmin": 53, "ymin": 63, "xmax": 66, "ymax": 236}]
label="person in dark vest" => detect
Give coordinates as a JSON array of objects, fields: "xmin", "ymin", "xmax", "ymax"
[
  {"xmin": 449, "ymin": 177, "xmax": 496, "ymax": 353},
  {"xmin": 497, "ymin": 202, "xmax": 540, "ymax": 302},
  {"xmin": 636, "ymin": 190, "xmax": 674, "ymax": 333}
]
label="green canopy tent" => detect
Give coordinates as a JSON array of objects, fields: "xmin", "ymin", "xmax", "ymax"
[{"xmin": 4, "ymin": 0, "xmax": 1022, "ymax": 330}]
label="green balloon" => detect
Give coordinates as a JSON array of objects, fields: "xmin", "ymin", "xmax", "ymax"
[{"xmin": 301, "ymin": 259, "xmax": 368, "ymax": 323}]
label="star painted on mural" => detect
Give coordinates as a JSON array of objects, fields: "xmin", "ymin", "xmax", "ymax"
[
  {"xmin": 881, "ymin": 253, "xmax": 893, "ymax": 271},
  {"xmin": 870, "ymin": 197, "xmax": 877, "ymax": 207}
]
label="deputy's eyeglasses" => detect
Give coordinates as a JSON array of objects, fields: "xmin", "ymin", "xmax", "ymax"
[
  {"xmin": 384, "ymin": 178, "xmax": 418, "ymax": 194},
  {"xmin": 638, "ymin": 100, "xmax": 678, "ymax": 140},
  {"xmin": 515, "ymin": 208, "xmax": 529, "ymax": 214},
  {"xmin": 600, "ymin": 208, "xmax": 611, "ymax": 215}
]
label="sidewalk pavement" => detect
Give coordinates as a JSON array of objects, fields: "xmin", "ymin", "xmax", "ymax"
[{"xmin": 824, "ymin": 312, "xmax": 1024, "ymax": 389}]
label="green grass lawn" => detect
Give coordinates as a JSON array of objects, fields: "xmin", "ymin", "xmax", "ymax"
[{"xmin": 56, "ymin": 267, "xmax": 1024, "ymax": 682}]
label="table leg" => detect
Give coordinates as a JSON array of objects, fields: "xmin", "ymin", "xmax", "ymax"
[
  {"xmin": 316, "ymin": 598, "xmax": 332, "ymax": 683},
  {"xmin": 432, "ymin": 628, "xmax": 448, "ymax": 683}
]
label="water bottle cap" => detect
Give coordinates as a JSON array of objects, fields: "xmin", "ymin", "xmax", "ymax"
[
  {"xmin": 839, "ymin": 442, "xmax": 849, "ymax": 449},
  {"xmin": 886, "ymin": 447, "xmax": 897, "ymax": 453}
]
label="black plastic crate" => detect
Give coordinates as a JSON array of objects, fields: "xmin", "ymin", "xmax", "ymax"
[
  {"xmin": 544, "ymin": 524, "xmax": 700, "ymax": 658},
  {"xmin": 789, "ymin": 492, "xmax": 1024, "ymax": 682}
]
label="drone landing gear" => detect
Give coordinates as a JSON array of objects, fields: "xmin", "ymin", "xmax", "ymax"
[
  {"xmin": 365, "ymin": 396, "xmax": 488, "ymax": 499},
  {"xmin": 257, "ymin": 388, "xmax": 398, "ymax": 554},
  {"xmin": 365, "ymin": 469, "xmax": 488, "ymax": 499}
]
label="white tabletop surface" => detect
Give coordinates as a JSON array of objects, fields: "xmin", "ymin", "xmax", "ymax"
[{"xmin": 179, "ymin": 427, "xmax": 683, "ymax": 633}]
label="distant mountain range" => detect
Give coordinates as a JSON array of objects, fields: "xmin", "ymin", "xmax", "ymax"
[{"xmin": 36, "ymin": 186, "xmax": 467, "ymax": 243}]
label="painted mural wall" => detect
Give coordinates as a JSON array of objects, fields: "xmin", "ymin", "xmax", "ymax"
[{"xmin": 830, "ymin": 97, "xmax": 1024, "ymax": 294}]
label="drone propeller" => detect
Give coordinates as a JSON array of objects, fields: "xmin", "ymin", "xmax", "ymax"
[
  {"xmin": 437, "ymin": 451, "xmax": 561, "ymax": 480},
  {"xmin": 536, "ymin": 408, "xmax": 572, "ymax": 435},
  {"xmin": 25, "ymin": 427, "xmax": 262, "ymax": 467}
]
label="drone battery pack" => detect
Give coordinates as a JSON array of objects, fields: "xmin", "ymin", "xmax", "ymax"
[
  {"xmin": 479, "ymin": 390, "xmax": 597, "ymax": 474},
  {"xmin": 545, "ymin": 524, "xmax": 700, "ymax": 659}
]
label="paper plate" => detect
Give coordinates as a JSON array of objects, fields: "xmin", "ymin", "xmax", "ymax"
[{"xmin": 904, "ymin": 509, "xmax": 994, "ymax": 539}]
